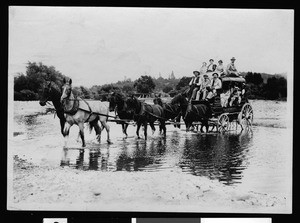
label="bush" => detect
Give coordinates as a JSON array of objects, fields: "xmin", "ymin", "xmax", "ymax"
[{"xmin": 162, "ymin": 86, "xmax": 173, "ymax": 93}]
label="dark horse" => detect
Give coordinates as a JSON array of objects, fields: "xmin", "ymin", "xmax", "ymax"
[
  {"xmin": 39, "ymin": 81, "xmax": 66, "ymax": 135},
  {"xmin": 39, "ymin": 81, "xmax": 100, "ymax": 138},
  {"xmin": 153, "ymin": 96, "xmax": 181, "ymax": 129},
  {"xmin": 126, "ymin": 95, "xmax": 166, "ymax": 140},
  {"xmin": 171, "ymin": 94, "xmax": 212, "ymax": 132},
  {"xmin": 107, "ymin": 92, "xmax": 135, "ymax": 138}
]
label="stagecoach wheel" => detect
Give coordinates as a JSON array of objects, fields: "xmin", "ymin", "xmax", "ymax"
[
  {"xmin": 217, "ymin": 114, "xmax": 229, "ymax": 132},
  {"xmin": 239, "ymin": 103, "xmax": 254, "ymax": 128}
]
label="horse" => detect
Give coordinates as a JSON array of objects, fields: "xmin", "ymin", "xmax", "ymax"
[
  {"xmin": 153, "ymin": 96, "xmax": 181, "ymax": 129},
  {"xmin": 39, "ymin": 81, "xmax": 66, "ymax": 135},
  {"xmin": 107, "ymin": 92, "xmax": 135, "ymax": 138},
  {"xmin": 39, "ymin": 81, "xmax": 100, "ymax": 139},
  {"xmin": 60, "ymin": 78, "xmax": 111, "ymax": 147},
  {"xmin": 171, "ymin": 94, "xmax": 212, "ymax": 132},
  {"xmin": 126, "ymin": 95, "xmax": 166, "ymax": 140}
]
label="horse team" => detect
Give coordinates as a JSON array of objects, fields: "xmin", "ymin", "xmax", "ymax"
[{"xmin": 39, "ymin": 78, "xmax": 213, "ymax": 147}]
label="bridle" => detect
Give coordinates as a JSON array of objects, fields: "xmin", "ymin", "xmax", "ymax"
[{"xmin": 61, "ymin": 84, "xmax": 72, "ymax": 103}]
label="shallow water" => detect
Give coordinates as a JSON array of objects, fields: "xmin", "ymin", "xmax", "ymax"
[{"xmin": 10, "ymin": 99, "xmax": 292, "ymax": 198}]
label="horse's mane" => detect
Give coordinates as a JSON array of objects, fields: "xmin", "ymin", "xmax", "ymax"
[
  {"xmin": 114, "ymin": 92, "xmax": 126, "ymax": 102},
  {"xmin": 171, "ymin": 93, "xmax": 187, "ymax": 105}
]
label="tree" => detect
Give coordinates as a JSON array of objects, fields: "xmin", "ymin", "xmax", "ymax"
[
  {"xmin": 162, "ymin": 85, "xmax": 173, "ymax": 93},
  {"xmin": 133, "ymin": 75, "xmax": 155, "ymax": 93},
  {"xmin": 122, "ymin": 84, "xmax": 134, "ymax": 93},
  {"xmin": 13, "ymin": 61, "xmax": 68, "ymax": 100},
  {"xmin": 252, "ymin": 72, "xmax": 263, "ymax": 85},
  {"xmin": 80, "ymin": 86, "xmax": 92, "ymax": 99},
  {"xmin": 176, "ymin": 76, "xmax": 191, "ymax": 90}
]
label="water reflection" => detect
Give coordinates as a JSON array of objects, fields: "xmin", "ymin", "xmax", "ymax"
[
  {"xmin": 59, "ymin": 130, "xmax": 254, "ymax": 185},
  {"xmin": 60, "ymin": 147, "xmax": 110, "ymax": 171},
  {"xmin": 116, "ymin": 137, "xmax": 167, "ymax": 171},
  {"xmin": 179, "ymin": 131, "xmax": 253, "ymax": 185}
]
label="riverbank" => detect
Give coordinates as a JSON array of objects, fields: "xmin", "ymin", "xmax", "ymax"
[{"xmin": 10, "ymin": 155, "xmax": 288, "ymax": 213}]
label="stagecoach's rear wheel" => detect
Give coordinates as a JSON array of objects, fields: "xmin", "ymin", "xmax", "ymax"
[
  {"xmin": 217, "ymin": 113, "xmax": 230, "ymax": 132},
  {"xmin": 239, "ymin": 103, "xmax": 253, "ymax": 128}
]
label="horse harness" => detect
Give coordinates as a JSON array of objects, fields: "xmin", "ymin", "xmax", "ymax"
[{"xmin": 63, "ymin": 97, "xmax": 117, "ymax": 121}]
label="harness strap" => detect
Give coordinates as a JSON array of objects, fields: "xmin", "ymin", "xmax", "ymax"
[
  {"xmin": 63, "ymin": 97, "xmax": 79, "ymax": 115},
  {"xmin": 80, "ymin": 98, "xmax": 94, "ymax": 122}
]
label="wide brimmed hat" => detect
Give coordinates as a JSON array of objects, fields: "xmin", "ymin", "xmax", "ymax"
[
  {"xmin": 218, "ymin": 60, "xmax": 223, "ymax": 63},
  {"xmin": 193, "ymin": 71, "xmax": 200, "ymax": 75},
  {"xmin": 212, "ymin": 72, "xmax": 219, "ymax": 77},
  {"xmin": 231, "ymin": 57, "xmax": 236, "ymax": 60},
  {"xmin": 203, "ymin": 74, "xmax": 208, "ymax": 77}
]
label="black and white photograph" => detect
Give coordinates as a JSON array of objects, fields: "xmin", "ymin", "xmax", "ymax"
[{"xmin": 7, "ymin": 7, "xmax": 293, "ymax": 213}]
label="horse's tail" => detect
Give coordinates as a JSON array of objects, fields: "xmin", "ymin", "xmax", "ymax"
[{"xmin": 87, "ymin": 122, "xmax": 93, "ymax": 134}]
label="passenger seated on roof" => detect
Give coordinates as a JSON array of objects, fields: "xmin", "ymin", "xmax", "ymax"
[
  {"xmin": 196, "ymin": 74, "xmax": 211, "ymax": 100},
  {"xmin": 200, "ymin": 62, "xmax": 208, "ymax": 76},
  {"xmin": 206, "ymin": 59, "xmax": 217, "ymax": 78},
  {"xmin": 229, "ymin": 86, "xmax": 242, "ymax": 106},
  {"xmin": 188, "ymin": 70, "xmax": 202, "ymax": 100},
  {"xmin": 216, "ymin": 60, "xmax": 225, "ymax": 76},
  {"xmin": 226, "ymin": 57, "xmax": 240, "ymax": 77},
  {"xmin": 206, "ymin": 73, "xmax": 222, "ymax": 100}
]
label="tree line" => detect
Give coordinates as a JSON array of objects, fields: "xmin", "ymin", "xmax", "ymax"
[{"xmin": 14, "ymin": 62, "xmax": 287, "ymax": 101}]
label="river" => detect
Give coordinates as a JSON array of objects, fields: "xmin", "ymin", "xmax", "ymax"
[{"xmin": 9, "ymin": 99, "xmax": 292, "ymax": 211}]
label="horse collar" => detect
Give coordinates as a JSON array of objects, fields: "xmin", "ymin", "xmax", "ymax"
[{"xmin": 63, "ymin": 96, "xmax": 79, "ymax": 115}]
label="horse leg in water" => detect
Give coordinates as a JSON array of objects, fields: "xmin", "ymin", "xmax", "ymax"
[
  {"xmin": 63, "ymin": 122, "xmax": 73, "ymax": 148},
  {"xmin": 60, "ymin": 118, "xmax": 66, "ymax": 136},
  {"xmin": 90, "ymin": 120, "xmax": 102, "ymax": 143},
  {"xmin": 100, "ymin": 119, "xmax": 111, "ymax": 144},
  {"xmin": 143, "ymin": 121, "xmax": 148, "ymax": 140},
  {"xmin": 122, "ymin": 123, "xmax": 128, "ymax": 138},
  {"xmin": 136, "ymin": 122, "xmax": 142, "ymax": 139},
  {"xmin": 200, "ymin": 119, "xmax": 209, "ymax": 133},
  {"xmin": 124, "ymin": 123, "xmax": 129, "ymax": 138},
  {"xmin": 149, "ymin": 122, "xmax": 156, "ymax": 135},
  {"xmin": 174, "ymin": 115, "xmax": 181, "ymax": 129},
  {"xmin": 160, "ymin": 120, "xmax": 167, "ymax": 136},
  {"xmin": 78, "ymin": 122, "xmax": 86, "ymax": 147}
]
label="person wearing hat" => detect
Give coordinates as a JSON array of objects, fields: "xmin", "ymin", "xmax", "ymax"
[
  {"xmin": 206, "ymin": 59, "xmax": 216, "ymax": 79},
  {"xmin": 226, "ymin": 57, "xmax": 239, "ymax": 77},
  {"xmin": 216, "ymin": 60, "xmax": 225, "ymax": 76},
  {"xmin": 206, "ymin": 72, "xmax": 222, "ymax": 100},
  {"xmin": 188, "ymin": 70, "xmax": 202, "ymax": 100},
  {"xmin": 196, "ymin": 74, "xmax": 211, "ymax": 100}
]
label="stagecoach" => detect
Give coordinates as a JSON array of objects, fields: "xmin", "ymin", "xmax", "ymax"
[{"xmin": 191, "ymin": 76, "xmax": 253, "ymax": 132}]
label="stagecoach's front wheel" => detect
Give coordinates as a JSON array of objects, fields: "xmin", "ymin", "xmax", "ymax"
[
  {"xmin": 217, "ymin": 113, "xmax": 229, "ymax": 132},
  {"xmin": 239, "ymin": 103, "xmax": 253, "ymax": 128}
]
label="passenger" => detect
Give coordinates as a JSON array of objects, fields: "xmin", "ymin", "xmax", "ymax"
[
  {"xmin": 188, "ymin": 70, "xmax": 202, "ymax": 100},
  {"xmin": 199, "ymin": 62, "xmax": 208, "ymax": 76},
  {"xmin": 196, "ymin": 74, "xmax": 211, "ymax": 100},
  {"xmin": 206, "ymin": 73, "xmax": 222, "ymax": 100},
  {"xmin": 226, "ymin": 57, "xmax": 239, "ymax": 77},
  {"xmin": 216, "ymin": 60, "xmax": 225, "ymax": 76},
  {"xmin": 229, "ymin": 86, "xmax": 242, "ymax": 106},
  {"xmin": 206, "ymin": 59, "xmax": 217, "ymax": 78}
]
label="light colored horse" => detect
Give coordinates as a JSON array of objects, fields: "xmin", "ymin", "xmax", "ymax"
[{"xmin": 60, "ymin": 78, "xmax": 111, "ymax": 147}]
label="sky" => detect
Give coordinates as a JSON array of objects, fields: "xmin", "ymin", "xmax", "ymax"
[{"xmin": 9, "ymin": 7, "xmax": 294, "ymax": 87}]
